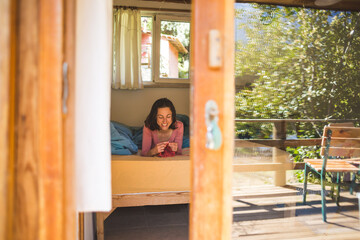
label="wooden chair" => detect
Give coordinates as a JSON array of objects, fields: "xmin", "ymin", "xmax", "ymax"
[{"xmin": 303, "ymin": 126, "xmax": 360, "ymax": 222}]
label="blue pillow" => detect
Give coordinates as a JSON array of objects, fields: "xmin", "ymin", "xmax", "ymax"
[{"xmin": 177, "ymin": 114, "xmax": 190, "ymax": 148}]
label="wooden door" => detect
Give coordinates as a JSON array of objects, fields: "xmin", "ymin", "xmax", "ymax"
[
  {"xmin": 190, "ymin": 0, "xmax": 235, "ymax": 239},
  {"xmin": 0, "ymin": 0, "xmax": 77, "ymax": 239}
]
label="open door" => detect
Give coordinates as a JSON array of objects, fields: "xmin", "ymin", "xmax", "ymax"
[
  {"xmin": 0, "ymin": 0, "xmax": 77, "ymax": 239},
  {"xmin": 190, "ymin": 0, "xmax": 235, "ymax": 239}
]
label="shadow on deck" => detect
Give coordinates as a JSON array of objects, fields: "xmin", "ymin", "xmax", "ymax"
[{"xmin": 232, "ymin": 183, "xmax": 360, "ymax": 239}]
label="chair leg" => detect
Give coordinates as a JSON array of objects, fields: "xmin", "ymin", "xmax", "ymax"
[
  {"xmin": 330, "ymin": 183, "xmax": 334, "ymax": 200},
  {"xmin": 350, "ymin": 173, "xmax": 355, "ymax": 195},
  {"xmin": 303, "ymin": 164, "xmax": 308, "ymax": 204},
  {"xmin": 321, "ymin": 176, "xmax": 327, "ymax": 222},
  {"xmin": 336, "ymin": 173, "xmax": 340, "ymax": 206}
]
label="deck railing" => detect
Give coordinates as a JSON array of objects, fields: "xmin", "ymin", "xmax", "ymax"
[{"xmin": 233, "ymin": 119, "xmax": 359, "ymax": 186}]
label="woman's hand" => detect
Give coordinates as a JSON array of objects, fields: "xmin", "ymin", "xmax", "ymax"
[
  {"xmin": 168, "ymin": 142, "xmax": 178, "ymax": 152},
  {"xmin": 152, "ymin": 142, "xmax": 168, "ymax": 155}
]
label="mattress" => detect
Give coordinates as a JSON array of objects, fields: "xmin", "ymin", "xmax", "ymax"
[{"xmin": 111, "ymin": 148, "xmax": 190, "ymax": 194}]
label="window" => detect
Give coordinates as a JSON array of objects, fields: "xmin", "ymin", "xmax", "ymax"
[{"xmin": 141, "ymin": 12, "xmax": 191, "ymax": 83}]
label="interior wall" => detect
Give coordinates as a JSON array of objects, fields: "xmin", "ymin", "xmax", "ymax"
[{"xmin": 111, "ymin": 88, "xmax": 190, "ymax": 126}]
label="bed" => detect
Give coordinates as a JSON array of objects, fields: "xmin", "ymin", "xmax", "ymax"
[{"xmin": 96, "ymin": 148, "xmax": 190, "ymax": 240}]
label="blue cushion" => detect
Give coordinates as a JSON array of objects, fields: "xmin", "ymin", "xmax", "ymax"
[
  {"xmin": 110, "ymin": 121, "xmax": 138, "ymax": 155},
  {"xmin": 176, "ymin": 114, "xmax": 190, "ymax": 148}
]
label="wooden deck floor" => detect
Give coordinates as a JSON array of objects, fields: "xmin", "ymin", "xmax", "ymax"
[
  {"xmin": 232, "ymin": 183, "xmax": 360, "ymax": 239},
  {"xmin": 104, "ymin": 183, "xmax": 360, "ymax": 239}
]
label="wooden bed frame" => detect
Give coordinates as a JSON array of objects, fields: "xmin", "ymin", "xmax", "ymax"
[{"xmin": 96, "ymin": 150, "xmax": 191, "ymax": 240}]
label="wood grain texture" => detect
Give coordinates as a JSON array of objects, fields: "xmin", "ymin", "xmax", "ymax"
[
  {"xmin": 6, "ymin": 1, "xmax": 17, "ymax": 239},
  {"xmin": 14, "ymin": 1, "xmax": 40, "ymax": 239},
  {"xmin": 78, "ymin": 213, "xmax": 84, "ymax": 240},
  {"xmin": 38, "ymin": 0, "xmax": 64, "ymax": 239},
  {"xmin": 14, "ymin": 0, "xmax": 65, "ymax": 239},
  {"xmin": 324, "ymin": 126, "xmax": 360, "ymax": 138},
  {"xmin": 320, "ymin": 127, "xmax": 360, "ymax": 157},
  {"xmin": 112, "ymin": 191, "xmax": 190, "ymax": 207},
  {"xmin": 0, "ymin": 0, "xmax": 11, "ymax": 239},
  {"xmin": 304, "ymin": 159, "xmax": 359, "ymax": 172},
  {"xmin": 96, "ymin": 212, "xmax": 107, "ymax": 240},
  {"xmin": 236, "ymin": 138, "xmax": 322, "ymax": 148},
  {"xmin": 190, "ymin": 0, "xmax": 234, "ymax": 239},
  {"xmin": 63, "ymin": 0, "xmax": 76, "ymax": 239}
]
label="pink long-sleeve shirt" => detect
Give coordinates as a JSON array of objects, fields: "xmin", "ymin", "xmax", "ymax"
[{"xmin": 141, "ymin": 120, "xmax": 184, "ymax": 156}]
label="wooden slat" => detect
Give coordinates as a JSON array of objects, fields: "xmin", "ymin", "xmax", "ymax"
[
  {"xmin": 190, "ymin": 0, "xmax": 234, "ymax": 239},
  {"xmin": 320, "ymin": 127, "xmax": 360, "ymax": 157},
  {"xmin": 14, "ymin": 1, "xmax": 41, "ymax": 239},
  {"xmin": 38, "ymin": 1, "xmax": 64, "ymax": 239},
  {"xmin": 112, "ymin": 191, "xmax": 190, "ymax": 207},
  {"xmin": 320, "ymin": 147, "xmax": 360, "ymax": 158},
  {"xmin": 63, "ymin": 0, "xmax": 76, "ymax": 239},
  {"xmin": 345, "ymin": 158, "xmax": 360, "ymax": 164},
  {"xmin": 324, "ymin": 126, "xmax": 360, "ymax": 138},
  {"xmin": 0, "ymin": 0, "xmax": 11, "ymax": 239},
  {"xmin": 14, "ymin": 0, "xmax": 65, "ymax": 239},
  {"xmin": 78, "ymin": 213, "xmax": 84, "ymax": 240},
  {"xmin": 233, "ymin": 162, "xmax": 295, "ymax": 172},
  {"xmin": 236, "ymin": 138, "xmax": 322, "ymax": 148},
  {"xmin": 305, "ymin": 159, "xmax": 359, "ymax": 172},
  {"xmin": 321, "ymin": 138, "xmax": 360, "ymax": 148},
  {"xmin": 95, "ymin": 208, "xmax": 116, "ymax": 240},
  {"xmin": 6, "ymin": 1, "xmax": 16, "ymax": 239},
  {"xmin": 96, "ymin": 213, "xmax": 106, "ymax": 240}
]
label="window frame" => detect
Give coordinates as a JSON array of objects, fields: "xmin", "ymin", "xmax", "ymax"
[{"xmin": 141, "ymin": 11, "xmax": 191, "ymax": 84}]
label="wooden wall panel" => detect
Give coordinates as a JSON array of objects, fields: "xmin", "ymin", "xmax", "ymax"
[{"xmin": 190, "ymin": 0, "xmax": 234, "ymax": 239}]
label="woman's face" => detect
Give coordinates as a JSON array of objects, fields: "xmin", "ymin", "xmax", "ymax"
[{"xmin": 156, "ymin": 107, "xmax": 173, "ymax": 131}]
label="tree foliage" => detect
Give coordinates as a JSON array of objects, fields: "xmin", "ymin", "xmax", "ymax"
[{"xmin": 235, "ymin": 4, "xmax": 360, "ymax": 138}]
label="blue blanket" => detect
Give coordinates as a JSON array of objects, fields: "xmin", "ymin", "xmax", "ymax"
[{"xmin": 110, "ymin": 121, "xmax": 138, "ymax": 155}]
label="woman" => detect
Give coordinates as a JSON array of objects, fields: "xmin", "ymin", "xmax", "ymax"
[{"xmin": 141, "ymin": 98, "xmax": 183, "ymax": 156}]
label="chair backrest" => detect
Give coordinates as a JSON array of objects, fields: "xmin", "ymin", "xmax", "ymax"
[
  {"xmin": 328, "ymin": 122, "xmax": 355, "ymax": 127},
  {"xmin": 320, "ymin": 126, "xmax": 360, "ymax": 158}
]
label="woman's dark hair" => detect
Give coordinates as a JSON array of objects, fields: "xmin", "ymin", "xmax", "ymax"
[{"xmin": 145, "ymin": 98, "xmax": 177, "ymax": 130}]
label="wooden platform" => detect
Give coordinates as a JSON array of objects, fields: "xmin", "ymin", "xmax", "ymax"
[{"xmin": 232, "ymin": 183, "xmax": 360, "ymax": 239}]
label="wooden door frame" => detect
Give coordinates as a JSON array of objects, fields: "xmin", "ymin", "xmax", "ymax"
[
  {"xmin": 64, "ymin": 0, "xmax": 77, "ymax": 239},
  {"xmin": 0, "ymin": 0, "xmax": 77, "ymax": 239},
  {"xmin": 0, "ymin": 0, "xmax": 14, "ymax": 239},
  {"xmin": 190, "ymin": 0, "xmax": 235, "ymax": 239}
]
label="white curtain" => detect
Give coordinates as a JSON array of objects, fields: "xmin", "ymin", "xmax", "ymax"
[
  {"xmin": 112, "ymin": 8, "xmax": 143, "ymax": 90},
  {"xmin": 75, "ymin": 0, "xmax": 112, "ymax": 212}
]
